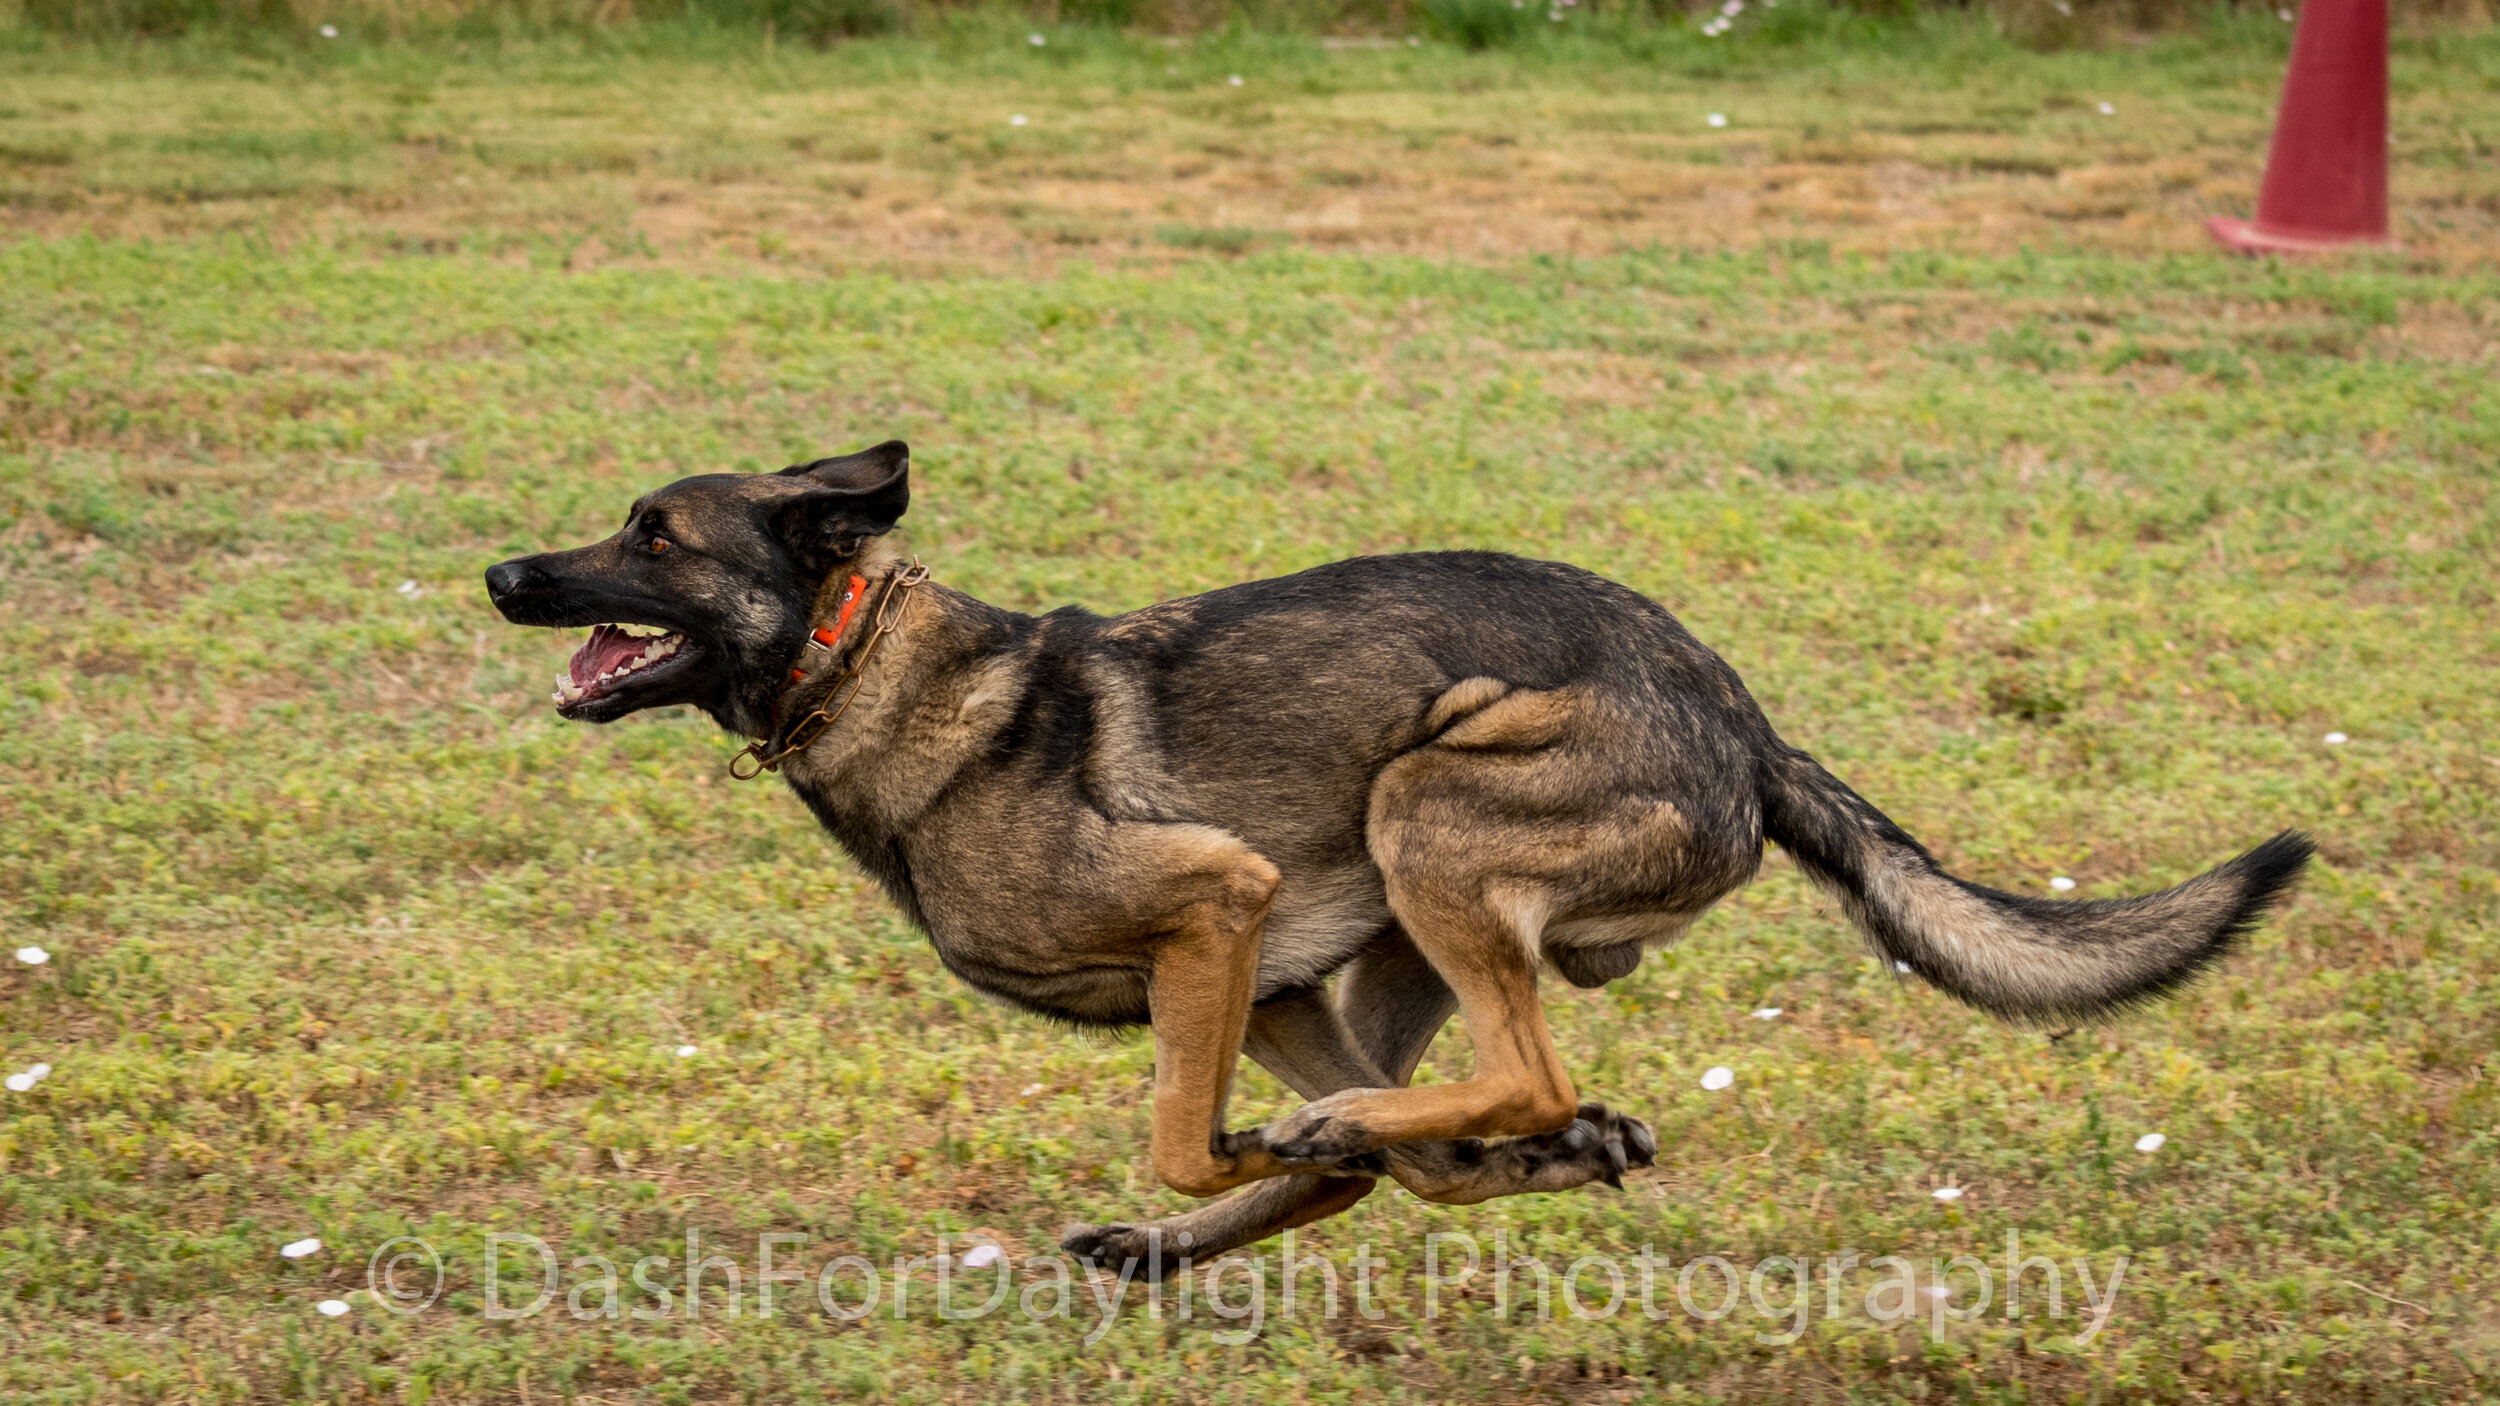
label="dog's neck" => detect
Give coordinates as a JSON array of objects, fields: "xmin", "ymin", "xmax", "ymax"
[
  {"xmin": 770, "ymin": 567, "xmax": 1032, "ymax": 842},
  {"xmin": 778, "ymin": 539, "xmax": 918, "ymax": 703},
  {"xmin": 722, "ymin": 540, "xmax": 917, "ymax": 741},
  {"xmin": 805, "ymin": 539, "xmax": 910, "ymax": 637}
]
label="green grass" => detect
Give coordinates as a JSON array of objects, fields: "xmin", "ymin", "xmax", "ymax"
[
  {"xmin": 3, "ymin": 27, "xmax": 2500, "ymax": 1406},
  {"xmin": 16, "ymin": 0, "xmax": 2459, "ymax": 45},
  {"xmin": 2, "ymin": 17, "xmax": 2493, "ymax": 266}
]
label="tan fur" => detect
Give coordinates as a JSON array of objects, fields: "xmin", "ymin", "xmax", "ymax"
[
  {"xmin": 1853, "ymin": 848, "xmax": 2239, "ymax": 1012},
  {"xmin": 491, "ymin": 485, "xmax": 2302, "ymax": 1274},
  {"xmin": 1418, "ymin": 675, "xmax": 1513, "ymax": 734}
]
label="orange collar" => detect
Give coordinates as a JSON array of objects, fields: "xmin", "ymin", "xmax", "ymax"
[
  {"xmin": 731, "ymin": 562, "xmax": 930, "ymax": 780},
  {"xmin": 789, "ymin": 574, "xmax": 869, "ymax": 685}
]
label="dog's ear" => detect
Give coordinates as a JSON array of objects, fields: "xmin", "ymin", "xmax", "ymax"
[{"xmin": 771, "ymin": 440, "xmax": 910, "ymax": 575}]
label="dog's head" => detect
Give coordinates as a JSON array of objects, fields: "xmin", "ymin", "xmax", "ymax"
[{"xmin": 483, "ymin": 441, "xmax": 910, "ymax": 733}]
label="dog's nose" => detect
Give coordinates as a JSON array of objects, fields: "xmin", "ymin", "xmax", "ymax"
[{"xmin": 484, "ymin": 558, "xmax": 545, "ymax": 604}]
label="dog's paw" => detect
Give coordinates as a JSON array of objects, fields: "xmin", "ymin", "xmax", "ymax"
[
  {"xmin": 1060, "ymin": 1222, "xmax": 1208, "ymax": 1282},
  {"xmin": 1517, "ymin": 1101, "xmax": 1656, "ymax": 1189},
  {"xmin": 1260, "ymin": 1089, "xmax": 1389, "ymax": 1168},
  {"xmin": 1323, "ymin": 1149, "xmax": 1390, "ymax": 1178},
  {"xmin": 1060, "ymin": 1222, "xmax": 1160, "ymax": 1274}
]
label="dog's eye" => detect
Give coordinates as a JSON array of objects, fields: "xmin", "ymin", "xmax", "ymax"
[{"xmin": 647, "ymin": 537, "xmax": 673, "ymax": 554}]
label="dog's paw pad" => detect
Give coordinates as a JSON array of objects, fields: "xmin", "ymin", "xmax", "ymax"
[
  {"xmin": 1263, "ymin": 1091, "xmax": 1388, "ymax": 1167},
  {"xmin": 1059, "ymin": 1222, "xmax": 1140, "ymax": 1264},
  {"xmin": 1494, "ymin": 1102, "xmax": 1659, "ymax": 1192},
  {"xmin": 1270, "ymin": 1125, "xmax": 1364, "ymax": 1166}
]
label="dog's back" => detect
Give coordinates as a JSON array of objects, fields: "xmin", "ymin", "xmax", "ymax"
[{"xmin": 491, "ymin": 453, "xmax": 2311, "ymax": 1260}]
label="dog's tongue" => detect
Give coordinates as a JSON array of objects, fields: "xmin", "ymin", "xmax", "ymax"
[{"xmin": 568, "ymin": 626, "xmax": 647, "ymax": 688}]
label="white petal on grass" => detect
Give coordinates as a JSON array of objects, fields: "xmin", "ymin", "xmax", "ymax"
[
  {"xmin": 319, "ymin": 24, "xmax": 339, "ymax": 37},
  {"xmin": 2277, "ymin": 6, "xmax": 2292, "ymax": 17},
  {"xmin": 1923, "ymin": 1284, "xmax": 1952, "ymax": 1300},
  {"xmin": 2324, "ymin": 732, "xmax": 2348, "ymax": 745},
  {"xmin": 281, "ymin": 1238, "xmax": 323, "ymax": 1259},
  {"xmin": 2135, "ymin": 1132, "xmax": 2167, "ymax": 1153},
  {"xmin": 395, "ymin": 580, "xmax": 419, "ymax": 596},
  {"xmin": 2097, "ymin": 101, "xmax": 2116, "ymax": 115},
  {"xmin": 1009, "ymin": 114, "xmax": 1028, "ymax": 127},
  {"xmin": 675, "ymin": 1044, "xmax": 698, "ymax": 1059},
  {"xmin": 1931, "ymin": 1186, "xmax": 1964, "ymax": 1202},
  {"xmin": 1027, "ymin": 32, "xmax": 1045, "ymax": 45},
  {"xmin": 16, "ymin": 946, "xmax": 50, "ymax": 966},
  {"xmin": 960, "ymin": 1244, "xmax": 1002, "ymax": 1268},
  {"xmin": 2049, "ymin": 876, "xmax": 2077, "ymax": 892},
  {"xmin": 1751, "ymin": 1007, "xmax": 1782, "ymax": 1020},
  {"xmin": 1228, "ymin": 74, "xmax": 1244, "ymax": 86},
  {"xmin": 1019, "ymin": 1082, "xmax": 1045, "ymax": 1097},
  {"xmin": 1699, "ymin": 1066, "xmax": 1734, "ymax": 1091},
  {"xmin": 3, "ymin": 1074, "xmax": 31, "ymax": 1093},
  {"xmin": 316, "ymin": 1299, "xmax": 351, "ymax": 1316},
  {"xmin": 27, "ymin": 1064, "xmax": 49, "ymax": 1080},
  {"xmin": 1706, "ymin": 112, "xmax": 1728, "ymax": 127}
]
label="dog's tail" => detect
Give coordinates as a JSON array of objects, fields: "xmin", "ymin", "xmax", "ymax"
[{"xmin": 1758, "ymin": 744, "xmax": 2311, "ymax": 1022}]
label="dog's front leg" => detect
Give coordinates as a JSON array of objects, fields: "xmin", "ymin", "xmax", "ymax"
[{"xmin": 1142, "ymin": 857, "xmax": 1298, "ymax": 1198}]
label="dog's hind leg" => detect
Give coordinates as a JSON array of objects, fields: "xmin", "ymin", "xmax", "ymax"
[
  {"xmin": 1332, "ymin": 927, "xmax": 1458, "ymax": 1085},
  {"xmin": 1333, "ymin": 930, "xmax": 1658, "ymax": 1204},
  {"xmin": 1306, "ymin": 938, "xmax": 1659, "ymax": 1203},
  {"xmin": 1061, "ymin": 986, "xmax": 1387, "ymax": 1271},
  {"xmin": 1059, "ymin": 956, "xmax": 1445, "ymax": 1269},
  {"xmin": 1247, "ymin": 881, "xmax": 1582, "ymax": 1165},
  {"xmin": 1060, "ymin": 924, "xmax": 1651, "ymax": 1269},
  {"xmin": 1241, "ymin": 684, "xmax": 1708, "ymax": 1169}
]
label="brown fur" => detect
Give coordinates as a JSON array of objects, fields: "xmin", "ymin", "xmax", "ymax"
[{"xmin": 485, "ymin": 443, "xmax": 2312, "ymax": 1273}]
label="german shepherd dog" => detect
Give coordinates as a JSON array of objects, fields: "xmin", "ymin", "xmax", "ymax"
[{"xmin": 485, "ymin": 441, "xmax": 2311, "ymax": 1269}]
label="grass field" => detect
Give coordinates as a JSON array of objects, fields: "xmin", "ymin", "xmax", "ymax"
[{"xmin": 4, "ymin": 20, "xmax": 2500, "ymax": 1405}]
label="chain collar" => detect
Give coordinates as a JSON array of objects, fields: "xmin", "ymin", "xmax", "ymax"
[{"xmin": 729, "ymin": 560, "xmax": 931, "ymax": 780}]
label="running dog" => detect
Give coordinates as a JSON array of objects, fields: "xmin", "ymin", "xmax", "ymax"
[{"xmin": 484, "ymin": 441, "xmax": 2311, "ymax": 1268}]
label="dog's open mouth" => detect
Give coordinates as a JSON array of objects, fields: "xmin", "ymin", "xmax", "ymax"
[{"xmin": 553, "ymin": 622, "xmax": 694, "ymax": 709}]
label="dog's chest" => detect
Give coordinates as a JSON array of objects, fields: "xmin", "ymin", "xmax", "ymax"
[
  {"xmin": 910, "ymin": 894, "xmax": 1156, "ymax": 1027},
  {"xmin": 905, "ymin": 849, "xmax": 1390, "ymax": 1028}
]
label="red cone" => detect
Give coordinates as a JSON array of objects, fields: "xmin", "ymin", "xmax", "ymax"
[{"xmin": 2208, "ymin": 0, "xmax": 2392, "ymax": 252}]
